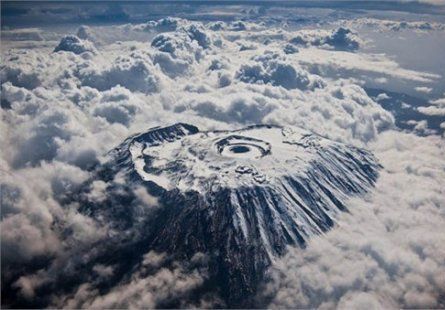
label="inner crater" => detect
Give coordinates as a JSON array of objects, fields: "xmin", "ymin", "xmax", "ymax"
[
  {"xmin": 230, "ymin": 145, "xmax": 250, "ymax": 153},
  {"xmin": 215, "ymin": 134, "xmax": 272, "ymax": 159}
]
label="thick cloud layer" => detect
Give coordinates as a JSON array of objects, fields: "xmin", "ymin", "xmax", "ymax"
[
  {"xmin": 341, "ymin": 18, "xmax": 445, "ymax": 32},
  {"xmin": 263, "ymin": 131, "xmax": 445, "ymax": 308},
  {"xmin": 1, "ymin": 10, "xmax": 444, "ymax": 308}
]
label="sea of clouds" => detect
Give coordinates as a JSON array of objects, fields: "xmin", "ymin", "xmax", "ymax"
[{"xmin": 1, "ymin": 9, "xmax": 445, "ymax": 308}]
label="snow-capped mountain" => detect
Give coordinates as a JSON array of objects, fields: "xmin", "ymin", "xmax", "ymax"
[{"xmin": 77, "ymin": 123, "xmax": 380, "ymax": 306}]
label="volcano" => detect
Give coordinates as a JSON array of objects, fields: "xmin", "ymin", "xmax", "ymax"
[{"xmin": 76, "ymin": 123, "xmax": 380, "ymax": 307}]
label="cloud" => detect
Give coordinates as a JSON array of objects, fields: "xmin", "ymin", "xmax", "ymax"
[
  {"xmin": 262, "ymin": 131, "xmax": 445, "ymax": 309},
  {"xmin": 93, "ymin": 101, "xmax": 137, "ymax": 126},
  {"xmin": 289, "ymin": 27, "xmax": 361, "ymax": 51},
  {"xmin": 130, "ymin": 17, "xmax": 184, "ymax": 33},
  {"xmin": 417, "ymin": 0, "xmax": 445, "ymax": 5},
  {"xmin": 1, "ymin": 28, "xmax": 44, "ymax": 41},
  {"xmin": 1, "ymin": 14, "xmax": 443, "ymax": 308},
  {"xmin": 417, "ymin": 106, "xmax": 445, "ymax": 116},
  {"xmin": 11, "ymin": 109, "xmax": 78, "ymax": 168},
  {"xmin": 235, "ymin": 51, "xmax": 322, "ymax": 90},
  {"xmin": 0, "ymin": 54, "xmax": 42, "ymax": 90},
  {"xmin": 297, "ymin": 48, "xmax": 439, "ymax": 84},
  {"xmin": 192, "ymin": 96, "xmax": 277, "ymax": 124},
  {"xmin": 186, "ymin": 24, "xmax": 213, "ymax": 49},
  {"xmin": 57, "ymin": 252, "xmax": 208, "ymax": 309},
  {"xmin": 417, "ymin": 96, "xmax": 445, "ymax": 116},
  {"xmin": 79, "ymin": 51, "xmax": 162, "ymax": 94},
  {"xmin": 0, "ymin": 159, "xmax": 92, "ymax": 269},
  {"xmin": 76, "ymin": 25, "xmax": 96, "ymax": 42},
  {"xmin": 1, "ymin": 180, "xmax": 60, "ymax": 264},
  {"xmin": 149, "ymin": 24, "xmax": 216, "ymax": 77},
  {"xmin": 283, "ymin": 43, "xmax": 299, "ymax": 54},
  {"xmin": 54, "ymin": 35, "xmax": 97, "ymax": 55},
  {"xmin": 343, "ymin": 17, "xmax": 445, "ymax": 32},
  {"xmin": 415, "ymin": 86, "xmax": 433, "ymax": 94}
]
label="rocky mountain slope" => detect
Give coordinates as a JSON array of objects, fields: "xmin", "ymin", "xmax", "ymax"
[{"xmin": 70, "ymin": 123, "xmax": 380, "ymax": 306}]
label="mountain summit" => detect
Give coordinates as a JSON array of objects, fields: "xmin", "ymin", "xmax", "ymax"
[{"xmin": 78, "ymin": 123, "xmax": 380, "ymax": 306}]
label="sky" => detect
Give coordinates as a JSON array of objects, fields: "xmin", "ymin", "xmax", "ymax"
[
  {"xmin": 2, "ymin": 0, "xmax": 445, "ymax": 28},
  {"xmin": 1, "ymin": 1, "xmax": 445, "ymax": 308}
]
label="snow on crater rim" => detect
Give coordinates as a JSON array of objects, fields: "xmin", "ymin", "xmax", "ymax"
[{"xmin": 126, "ymin": 123, "xmax": 379, "ymax": 194}]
